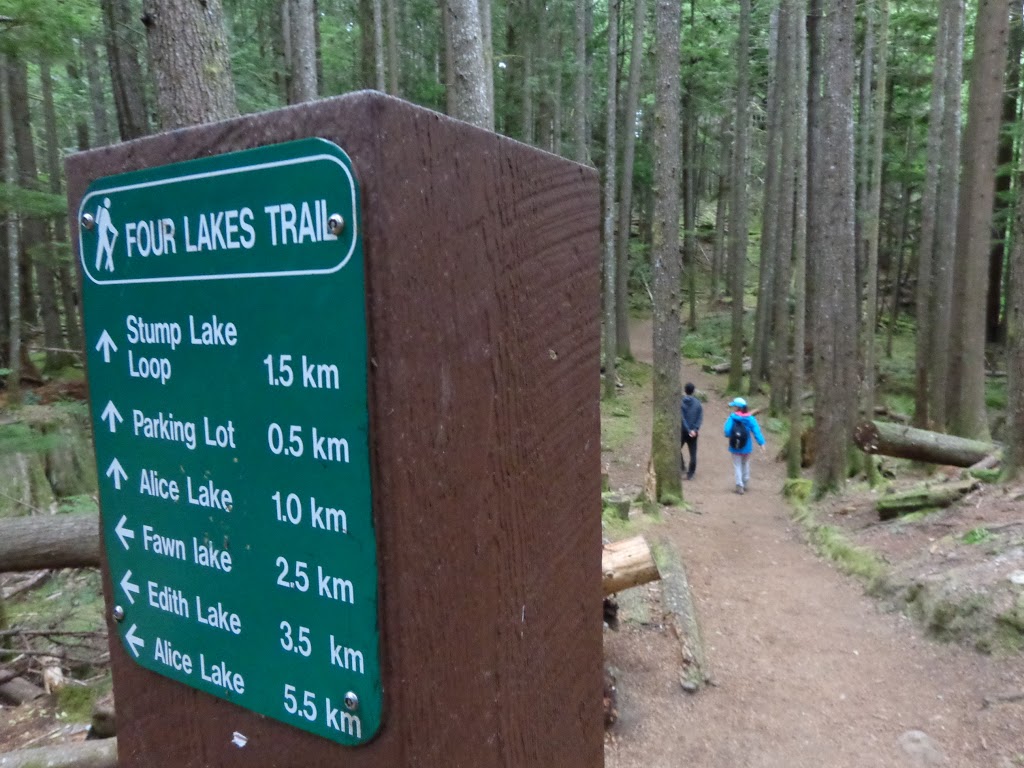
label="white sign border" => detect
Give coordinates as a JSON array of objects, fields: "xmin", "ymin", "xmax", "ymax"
[{"xmin": 78, "ymin": 145, "xmax": 359, "ymax": 286}]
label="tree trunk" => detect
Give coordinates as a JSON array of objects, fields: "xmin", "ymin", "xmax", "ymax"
[
  {"xmin": 684, "ymin": 103, "xmax": 697, "ymax": 333},
  {"xmin": 615, "ymin": 0, "xmax": 645, "ymax": 359},
  {"xmin": 947, "ymin": 0, "xmax": 1009, "ymax": 441},
  {"xmin": 387, "ymin": 0, "xmax": 401, "ymax": 94},
  {"xmin": 0, "ymin": 739, "xmax": 117, "ymax": 768},
  {"xmin": 811, "ymin": 0, "xmax": 857, "ymax": 495},
  {"xmin": 886, "ymin": 123, "xmax": 914, "ymax": 359},
  {"xmin": 787, "ymin": 0, "xmax": 808, "ymax": 479},
  {"xmin": 862, "ymin": 0, "xmax": 889, "ymax": 467},
  {"xmin": 521, "ymin": 29, "xmax": 535, "ymax": 144},
  {"xmin": 986, "ymin": 14, "xmax": 1023, "ymax": 344},
  {"xmin": 143, "ymin": 0, "xmax": 239, "ymax": 129},
  {"xmin": 82, "ymin": 38, "xmax": 112, "ymax": 146},
  {"xmin": 480, "ymin": 0, "xmax": 494, "ymax": 116},
  {"xmin": 769, "ymin": 2, "xmax": 796, "ymax": 416},
  {"xmin": 1005, "ymin": 148, "xmax": 1024, "ymax": 479},
  {"xmin": 602, "ymin": 536, "xmax": 660, "ymax": 596},
  {"xmin": 852, "ymin": 420, "xmax": 997, "ymax": 467},
  {"xmin": 573, "ymin": 0, "xmax": 588, "ymax": 163},
  {"xmin": 360, "ymin": 0, "xmax": 376, "ymax": 89},
  {"xmin": 876, "ymin": 479, "xmax": 979, "ymax": 520},
  {"xmin": 650, "ymin": 0, "xmax": 682, "ymax": 504},
  {"xmin": 102, "ymin": 0, "xmax": 150, "ymax": 139},
  {"xmin": 602, "ymin": 0, "xmax": 618, "ymax": 398},
  {"xmin": 855, "ymin": 0, "xmax": 874, "ymax": 336},
  {"xmin": 445, "ymin": 0, "xmax": 492, "ymax": 129},
  {"xmin": 727, "ymin": 0, "xmax": 751, "ymax": 393},
  {"xmin": 373, "ymin": 0, "xmax": 386, "ymax": 90},
  {"xmin": 551, "ymin": 26, "xmax": 562, "ymax": 154},
  {"xmin": 805, "ymin": 0, "xmax": 824, "ymax": 337},
  {"xmin": 751, "ymin": 7, "xmax": 780, "ymax": 391},
  {"xmin": 930, "ymin": 0, "xmax": 965, "ymax": 431},
  {"xmin": 8, "ymin": 60, "xmax": 64, "ymax": 371},
  {"xmin": 289, "ymin": 0, "xmax": 318, "ymax": 102},
  {"xmin": 41, "ymin": 61, "xmax": 83, "ymax": 358},
  {"xmin": 1, "ymin": 56, "xmax": 18, "ymax": 400},
  {"xmin": 710, "ymin": 122, "xmax": 730, "ymax": 304},
  {"xmin": 0, "ymin": 514, "xmax": 100, "ymax": 572}
]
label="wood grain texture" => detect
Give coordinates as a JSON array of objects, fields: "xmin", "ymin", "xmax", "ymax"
[{"xmin": 66, "ymin": 92, "xmax": 603, "ymax": 768}]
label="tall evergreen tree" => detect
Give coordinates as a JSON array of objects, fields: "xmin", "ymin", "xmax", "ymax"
[
  {"xmin": 650, "ymin": 0, "xmax": 682, "ymax": 503},
  {"xmin": 810, "ymin": 0, "xmax": 857, "ymax": 495},
  {"xmin": 947, "ymin": 0, "xmax": 1010, "ymax": 440},
  {"xmin": 142, "ymin": 0, "xmax": 239, "ymax": 128}
]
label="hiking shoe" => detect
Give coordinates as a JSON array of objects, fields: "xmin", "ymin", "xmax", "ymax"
[
  {"xmin": 735, "ymin": 485, "xmax": 744, "ymax": 495},
  {"xmin": 686, "ymin": 473, "xmax": 694, "ymax": 481}
]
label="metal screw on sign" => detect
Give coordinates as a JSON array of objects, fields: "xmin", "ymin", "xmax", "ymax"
[
  {"xmin": 81, "ymin": 213, "xmax": 95, "ymax": 230},
  {"xmin": 343, "ymin": 692, "xmax": 359, "ymax": 711},
  {"xmin": 327, "ymin": 214, "xmax": 345, "ymax": 236},
  {"xmin": 112, "ymin": 605, "xmax": 125, "ymax": 622}
]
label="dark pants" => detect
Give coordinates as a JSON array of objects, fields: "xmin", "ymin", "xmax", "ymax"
[{"xmin": 681, "ymin": 432, "xmax": 698, "ymax": 478}]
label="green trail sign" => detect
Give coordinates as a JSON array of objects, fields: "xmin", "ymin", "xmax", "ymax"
[{"xmin": 78, "ymin": 138, "xmax": 382, "ymax": 746}]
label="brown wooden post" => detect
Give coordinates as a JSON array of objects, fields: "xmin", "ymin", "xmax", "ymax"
[{"xmin": 66, "ymin": 92, "xmax": 603, "ymax": 767}]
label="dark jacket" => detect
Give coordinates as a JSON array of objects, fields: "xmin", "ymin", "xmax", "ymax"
[
  {"xmin": 723, "ymin": 412, "xmax": 766, "ymax": 455},
  {"xmin": 681, "ymin": 395, "xmax": 704, "ymax": 434}
]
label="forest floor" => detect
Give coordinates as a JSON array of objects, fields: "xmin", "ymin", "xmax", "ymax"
[
  {"xmin": 4, "ymin": 319, "xmax": 1024, "ymax": 765},
  {"xmin": 603, "ymin": 319, "xmax": 1024, "ymax": 768}
]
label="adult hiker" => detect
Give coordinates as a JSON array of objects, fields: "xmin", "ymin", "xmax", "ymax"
[
  {"xmin": 680, "ymin": 382, "xmax": 703, "ymax": 480},
  {"xmin": 723, "ymin": 397, "xmax": 766, "ymax": 495}
]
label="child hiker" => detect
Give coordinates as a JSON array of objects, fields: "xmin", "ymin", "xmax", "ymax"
[{"xmin": 723, "ymin": 397, "xmax": 766, "ymax": 495}]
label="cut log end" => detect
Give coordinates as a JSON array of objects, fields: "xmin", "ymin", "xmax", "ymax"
[{"xmin": 602, "ymin": 536, "xmax": 660, "ymax": 596}]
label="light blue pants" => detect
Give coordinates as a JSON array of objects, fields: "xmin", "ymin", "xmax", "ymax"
[{"xmin": 732, "ymin": 453, "xmax": 751, "ymax": 488}]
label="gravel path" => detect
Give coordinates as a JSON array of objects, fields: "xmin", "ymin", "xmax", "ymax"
[{"xmin": 603, "ymin": 320, "xmax": 1024, "ymax": 768}]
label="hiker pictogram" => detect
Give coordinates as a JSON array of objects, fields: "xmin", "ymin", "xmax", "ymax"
[{"xmin": 94, "ymin": 197, "xmax": 118, "ymax": 273}]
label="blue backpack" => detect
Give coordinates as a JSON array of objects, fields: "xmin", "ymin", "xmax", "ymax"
[{"xmin": 728, "ymin": 417, "xmax": 749, "ymax": 450}]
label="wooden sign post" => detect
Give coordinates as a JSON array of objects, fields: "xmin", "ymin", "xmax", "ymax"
[{"xmin": 67, "ymin": 92, "xmax": 603, "ymax": 767}]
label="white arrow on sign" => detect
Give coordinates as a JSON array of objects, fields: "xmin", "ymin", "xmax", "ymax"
[
  {"xmin": 106, "ymin": 458, "xmax": 127, "ymax": 490},
  {"xmin": 120, "ymin": 569, "xmax": 140, "ymax": 604},
  {"xmin": 95, "ymin": 330, "xmax": 118, "ymax": 363},
  {"xmin": 124, "ymin": 624, "xmax": 144, "ymax": 658},
  {"xmin": 101, "ymin": 401, "xmax": 123, "ymax": 433},
  {"xmin": 115, "ymin": 515, "xmax": 135, "ymax": 550}
]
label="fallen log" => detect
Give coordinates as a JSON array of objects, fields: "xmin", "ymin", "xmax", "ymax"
[
  {"xmin": 0, "ymin": 738, "xmax": 117, "ymax": 768},
  {"xmin": 602, "ymin": 535, "xmax": 660, "ymax": 596},
  {"xmin": 703, "ymin": 357, "xmax": 751, "ymax": 374},
  {"xmin": 877, "ymin": 479, "xmax": 980, "ymax": 520},
  {"xmin": 0, "ymin": 514, "xmax": 99, "ymax": 572},
  {"xmin": 968, "ymin": 453, "xmax": 1001, "ymax": 472},
  {"xmin": 0, "ymin": 676, "xmax": 45, "ymax": 705},
  {"xmin": 853, "ymin": 421, "xmax": 996, "ymax": 467}
]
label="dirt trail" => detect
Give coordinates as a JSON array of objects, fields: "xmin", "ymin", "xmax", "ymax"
[{"xmin": 604, "ymin": 320, "xmax": 1024, "ymax": 768}]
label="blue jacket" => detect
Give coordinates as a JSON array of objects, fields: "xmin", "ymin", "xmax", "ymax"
[
  {"xmin": 723, "ymin": 412, "xmax": 765, "ymax": 455},
  {"xmin": 681, "ymin": 396, "xmax": 703, "ymax": 433}
]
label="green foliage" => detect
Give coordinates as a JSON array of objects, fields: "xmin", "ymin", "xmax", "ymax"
[
  {"xmin": 600, "ymin": 393, "xmax": 636, "ymax": 452},
  {"xmin": 0, "ymin": 183, "xmax": 67, "ymax": 218},
  {"xmin": 617, "ymin": 358, "xmax": 651, "ymax": 387},
  {"xmin": 58, "ymin": 493, "xmax": 98, "ymax": 515},
  {"xmin": 6, "ymin": 569, "xmax": 104, "ymax": 636},
  {"xmin": 680, "ymin": 311, "xmax": 731, "ymax": 362},
  {"xmin": 811, "ymin": 525, "xmax": 888, "ymax": 584},
  {"xmin": 56, "ymin": 681, "xmax": 102, "ymax": 721},
  {"xmin": 783, "ymin": 477, "xmax": 813, "ymax": 503},
  {"xmin": 0, "ymin": 0, "xmax": 97, "ymax": 59},
  {"xmin": 969, "ymin": 468, "xmax": 1000, "ymax": 483},
  {"xmin": 985, "ymin": 378, "xmax": 1007, "ymax": 410},
  {"xmin": 0, "ymin": 422, "xmax": 60, "ymax": 455},
  {"xmin": 961, "ymin": 527, "xmax": 993, "ymax": 545}
]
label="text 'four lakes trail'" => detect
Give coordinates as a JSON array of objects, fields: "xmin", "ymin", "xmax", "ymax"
[{"xmin": 79, "ymin": 139, "xmax": 382, "ymax": 746}]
